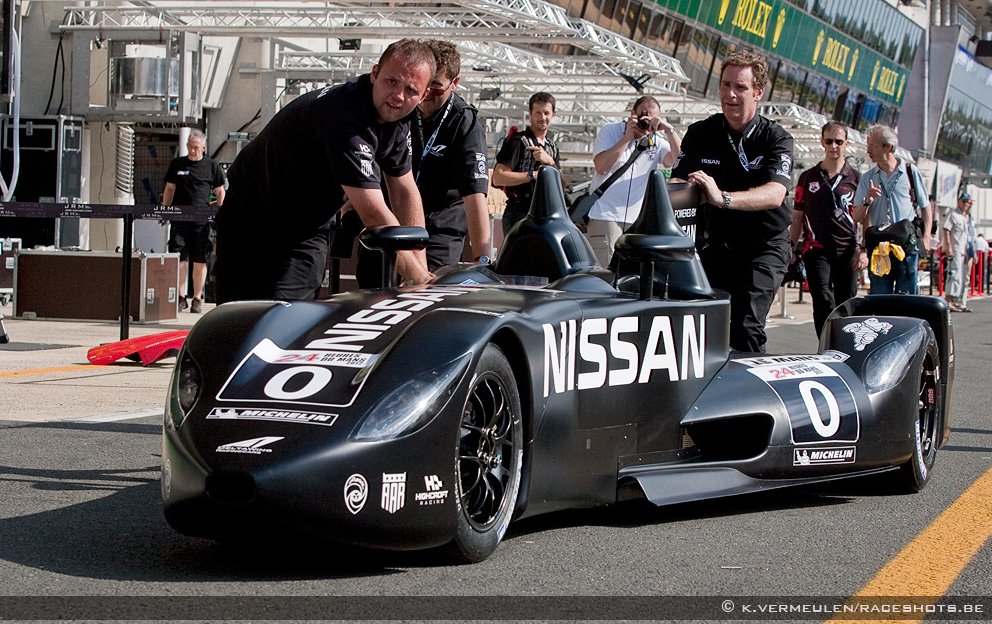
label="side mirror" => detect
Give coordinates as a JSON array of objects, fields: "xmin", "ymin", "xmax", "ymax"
[{"xmin": 359, "ymin": 226, "xmax": 430, "ymax": 288}]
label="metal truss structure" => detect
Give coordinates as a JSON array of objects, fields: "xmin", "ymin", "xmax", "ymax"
[
  {"xmin": 56, "ymin": 0, "xmax": 886, "ymax": 169},
  {"xmin": 60, "ymin": 0, "xmax": 688, "ymax": 139}
]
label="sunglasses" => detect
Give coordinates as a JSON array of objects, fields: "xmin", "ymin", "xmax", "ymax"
[
  {"xmin": 822, "ymin": 138, "xmax": 846, "ymax": 146},
  {"xmin": 427, "ymin": 82, "xmax": 453, "ymax": 97}
]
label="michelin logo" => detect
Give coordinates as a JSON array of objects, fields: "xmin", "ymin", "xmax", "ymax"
[
  {"xmin": 794, "ymin": 446, "xmax": 856, "ymax": 466},
  {"xmin": 207, "ymin": 407, "xmax": 338, "ymax": 427}
]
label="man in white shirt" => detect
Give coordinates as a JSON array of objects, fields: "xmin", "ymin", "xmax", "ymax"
[{"xmin": 584, "ymin": 96, "xmax": 681, "ymax": 266}]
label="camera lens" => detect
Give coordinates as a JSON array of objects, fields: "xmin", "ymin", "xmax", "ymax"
[{"xmin": 637, "ymin": 117, "xmax": 651, "ymax": 130}]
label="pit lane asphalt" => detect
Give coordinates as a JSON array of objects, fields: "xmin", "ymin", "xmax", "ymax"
[{"xmin": 0, "ymin": 292, "xmax": 989, "ymax": 622}]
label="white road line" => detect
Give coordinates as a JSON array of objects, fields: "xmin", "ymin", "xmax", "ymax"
[{"xmin": 74, "ymin": 409, "xmax": 164, "ymax": 423}]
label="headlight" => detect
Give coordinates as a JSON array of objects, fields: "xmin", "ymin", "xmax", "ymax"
[
  {"xmin": 352, "ymin": 353, "xmax": 471, "ymax": 442},
  {"xmin": 170, "ymin": 353, "xmax": 202, "ymax": 428},
  {"xmin": 864, "ymin": 326, "xmax": 925, "ymax": 394}
]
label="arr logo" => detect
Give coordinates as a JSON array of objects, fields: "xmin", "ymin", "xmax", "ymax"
[{"xmin": 216, "ymin": 436, "xmax": 284, "ymax": 455}]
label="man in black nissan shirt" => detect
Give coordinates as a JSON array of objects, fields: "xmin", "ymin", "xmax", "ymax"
[
  {"xmin": 355, "ymin": 39, "xmax": 491, "ymax": 286},
  {"xmin": 214, "ymin": 39, "xmax": 435, "ymax": 303},
  {"xmin": 415, "ymin": 40, "xmax": 491, "ymax": 266},
  {"xmin": 671, "ymin": 50, "xmax": 795, "ymax": 353}
]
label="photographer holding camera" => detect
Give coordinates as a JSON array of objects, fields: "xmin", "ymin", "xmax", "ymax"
[{"xmin": 583, "ymin": 96, "xmax": 681, "ymax": 266}]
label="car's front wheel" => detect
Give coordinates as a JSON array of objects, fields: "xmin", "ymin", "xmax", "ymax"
[
  {"xmin": 445, "ymin": 344, "xmax": 523, "ymax": 563},
  {"xmin": 891, "ymin": 330, "xmax": 941, "ymax": 493}
]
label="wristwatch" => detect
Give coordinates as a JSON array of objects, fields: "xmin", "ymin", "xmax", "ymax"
[
  {"xmin": 528, "ymin": 170, "xmax": 536, "ymax": 181},
  {"xmin": 722, "ymin": 191, "xmax": 732, "ymax": 210}
]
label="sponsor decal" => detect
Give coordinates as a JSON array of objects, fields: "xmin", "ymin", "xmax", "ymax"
[
  {"xmin": 808, "ymin": 181, "xmax": 821, "ymax": 194},
  {"xmin": 381, "ymin": 472, "xmax": 407, "ymax": 514},
  {"xmin": 474, "ymin": 153, "xmax": 488, "ymax": 179},
  {"xmin": 304, "ymin": 287, "xmax": 472, "ymax": 352},
  {"xmin": 542, "ymin": 314, "xmax": 706, "ymax": 397},
  {"xmin": 414, "ymin": 475, "xmax": 449, "ymax": 506},
  {"xmin": 344, "ymin": 474, "xmax": 369, "ymax": 515},
  {"xmin": 746, "ymin": 361, "xmax": 836, "ymax": 382},
  {"xmin": 701, "ymin": 158, "xmax": 721, "ymax": 165},
  {"xmin": 842, "ymin": 317, "xmax": 892, "ymax": 351},
  {"xmin": 207, "ymin": 407, "xmax": 338, "ymax": 427},
  {"xmin": 216, "ymin": 436, "xmax": 284, "ymax": 455},
  {"xmin": 735, "ymin": 353, "xmax": 848, "ymax": 367},
  {"xmin": 777, "ymin": 155, "xmax": 793, "ymax": 177},
  {"xmin": 747, "ymin": 362, "xmax": 860, "ymax": 445},
  {"xmin": 748, "ymin": 155, "xmax": 764, "ymax": 169},
  {"xmin": 794, "ymin": 446, "xmax": 856, "ymax": 466},
  {"xmin": 218, "ymin": 287, "xmax": 472, "ymax": 407}
]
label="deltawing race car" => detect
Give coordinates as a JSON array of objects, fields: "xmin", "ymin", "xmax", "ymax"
[{"xmin": 163, "ymin": 168, "xmax": 953, "ymax": 562}]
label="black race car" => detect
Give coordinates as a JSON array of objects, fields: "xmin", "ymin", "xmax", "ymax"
[{"xmin": 162, "ymin": 169, "xmax": 953, "ymax": 562}]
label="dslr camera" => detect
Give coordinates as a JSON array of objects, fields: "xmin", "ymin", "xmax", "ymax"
[{"xmin": 637, "ymin": 116, "xmax": 652, "ymax": 130}]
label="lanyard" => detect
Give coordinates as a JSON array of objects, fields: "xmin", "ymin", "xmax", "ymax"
[
  {"xmin": 874, "ymin": 167, "xmax": 904, "ymax": 225},
  {"xmin": 725, "ymin": 120, "xmax": 757, "ymax": 172},
  {"xmin": 415, "ymin": 97, "xmax": 454, "ymax": 182},
  {"xmin": 818, "ymin": 166, "xmax": 854, "ymax": 227}
]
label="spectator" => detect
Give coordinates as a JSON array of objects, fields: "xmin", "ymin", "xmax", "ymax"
[
  {"xmin": 491, "ymin": 92, "xmax": 560, "ymax": 235},
  {"xmin": 853, "ymin": 125, "xmax": 932, "ymax": 295},
  {"xmin": 162, "ymin": 129, "xmax": 226, "ymax": 314},
  {"xmin": 670, "ymin": 50, "xmax": 795, "ymax": 353},
  {"xmin": 790, "ymin": 121, "xmax": 865, "ymax": 336},
  {"xmin": 356, "ymin": 39, "xmax": 491, "ymax": 287},
  {"xmin": 976, "ymin": 233, "xmax": 989, "ymax": 253},
  {"xmin": 213, "ymin": 39, "xmax": 435, "ymax": 303},
  {"xmin": 584, "ymin": 96, "xmax": 681, "ymax": 266},
  {"xmin": 942, "ymin": 193, "xmax": 973, "ymax": 312}
]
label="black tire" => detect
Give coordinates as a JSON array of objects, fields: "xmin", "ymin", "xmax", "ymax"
[
  {"xmin": 891, "ymin": 328, "xmax": 941, "ymax": 493},
  {"xmin": 445, "ymin": 344, "xmax": 523, "ymax": 563}
]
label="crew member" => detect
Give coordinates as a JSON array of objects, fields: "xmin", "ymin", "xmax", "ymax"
[
  {"xmin": 214, "ymin": 39, "xmax": 435, "ymax": 302},
  {"xmin": 162, "ymin": 129, "xmax": 226, "ymax": 314},
  {"xmin": 671, "ymin": 51, "xmax": 795, "ymax": 353}
]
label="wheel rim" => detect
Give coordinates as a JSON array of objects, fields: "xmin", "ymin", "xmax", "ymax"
[
  {"xmin": 457, "ymin": 372, "xmax": 516, "ymax": 531},
  {"xmin": 917, "ymin": 352, "xmax": 939, "ymax": 467}
]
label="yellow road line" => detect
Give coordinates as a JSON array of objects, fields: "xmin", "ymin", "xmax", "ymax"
[
  {"xmin": 0, "ymin": 364, "xmax": 100, "ymax": 378},
  {"xmin": 830, "ymin": 466, "xmax": 992, "ymax": 623}
]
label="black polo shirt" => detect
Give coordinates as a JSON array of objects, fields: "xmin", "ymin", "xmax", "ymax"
[
  {"xmin": 222, "ymin": 74, "xmax": 412, "ymax": 244},
  {"xmin": 794, "ymin": 161, "xmax": 860, "ymax": 252},
  {"xmin": 672, "ymin": 113, "xmax": 794, "ymax": 247},
  {"xmin": 413, "ymin": 92, "xmax": 490, "ymax": 232},
  {"xmin": 494, "ymin": 128, "xmax": 560, "ymax": 215}
]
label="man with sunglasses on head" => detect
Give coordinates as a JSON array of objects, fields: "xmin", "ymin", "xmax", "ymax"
[
  {"xmin": 214, "ymin": 39, "xmax": 435, "ymax": 302},
  {"xmin": 671, "ymin": 50, "xmax": 794, "ymax": 353},
  {"xmin": 790, "ymin": 121, "xmax": 865, "ymax": 337},
  {"xmin": 355, "ymin": 39, "xmax": 491, "ymax": 287}
]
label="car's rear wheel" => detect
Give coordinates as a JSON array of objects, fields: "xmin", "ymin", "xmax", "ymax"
[
  {"xmin": 445, "ymin": 344, "xmax": 523, "ymax": 563},
  {"xmin": 891, "ymin": 331, "xmax": 941, "ymax": 493}
]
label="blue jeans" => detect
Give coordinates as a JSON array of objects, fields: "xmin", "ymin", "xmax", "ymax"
[{"xmin": 868, "ymin": 249, "xmax": 919, "ymax": 295}]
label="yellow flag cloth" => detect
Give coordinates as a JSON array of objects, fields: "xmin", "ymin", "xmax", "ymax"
[{"xmin": 870, "ymin": 241, "xmax": 906, "ymax": 276}]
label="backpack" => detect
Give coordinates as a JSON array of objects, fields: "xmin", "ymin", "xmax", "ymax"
[{"xmin": 492, "ymin": 126, "xmax": 521, "ymax": 192}]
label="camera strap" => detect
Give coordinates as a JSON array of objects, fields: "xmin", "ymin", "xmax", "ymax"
[{"xmin": 588, "ymin": 140, "xmax": 648, "ymax": 199}]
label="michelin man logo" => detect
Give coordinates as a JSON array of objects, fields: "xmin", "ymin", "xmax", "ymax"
[{"xmin": 842, "ymin": 317, "xmax": 892, "ymax": 351}]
